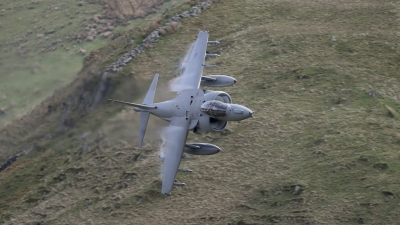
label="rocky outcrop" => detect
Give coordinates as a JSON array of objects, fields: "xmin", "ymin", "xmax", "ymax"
[
  {"xmin": 0, "ymin": 154, "xmax": 21, "ymax": 173},
  {"xmin": 106, "ymin": 1, "xmax": 212, "ymax": 72},
  {"xmin": 0, "ymin": 146, "xmax": 32, "ymax": 173},
  {"xmin": 57, "ymin": 70, "xmax": 111, "ymax": 132}
]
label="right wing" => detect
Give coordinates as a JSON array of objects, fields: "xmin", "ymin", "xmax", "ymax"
[
  {"xmin": 161, "ymin": 117, "xmax": 190, "ymax": 194},
  {"xmin": 174, "ymin": 31, "xmax": 209, "ymax": 90}
]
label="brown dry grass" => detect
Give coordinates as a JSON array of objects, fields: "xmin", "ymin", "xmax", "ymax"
[
  {"xmin": 142, "ymin": 21, "xmax": 161, "ymax": 38},
  {"xmin": 166, "ymin": 22, "xmax": 180, "ymax": 33},
  {"xmin": 385, "ymin": 104, "xmax": 397, "ymax": 118},
  {"xmin": 1, "ymin": 0, "xmax": 400, "ymax": 224},
  {"xmin": 89, "ymin": 0, "xmax": 166, "ymax": 20}
]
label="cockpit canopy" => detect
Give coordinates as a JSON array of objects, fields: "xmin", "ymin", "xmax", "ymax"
[{"xmin": 201, "ymin": 100, "xmax": 228, "ymax": 117}]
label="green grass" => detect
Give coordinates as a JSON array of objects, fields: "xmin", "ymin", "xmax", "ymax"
[
  {"xmin": 0, "ymin": 0, "xmax": 189, "ymax": 127},
  {"xmin": 0, "ymin": 0, "xmax": 105, "ymax": 126},
  {"xmin": 1, "ymin": 0, "xmax": 400, "ymax": 224}
]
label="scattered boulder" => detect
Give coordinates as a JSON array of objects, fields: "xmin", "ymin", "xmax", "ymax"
[
  {"xmin": 53, "ymin": 173, "xmax": 66, "ymax": 183},
  {"xmin": 180, "ymin": 11, "xmax": 189, "ymax": 18},
  {"xmin": 292, "ymin": 185, "xmax": 302, "ymax": 195},
  {"xmin": 93, "ymin": 14, "xmax": 101, "ymax": 23},
  {"xmin": 37, "ymin": 33, "xmax": 45, "ymax": 38},
  {"xmin": 53, "ymin": 39, "xmax": 62, "ymax": 45},
  {"xmin": 86, "ymin": 35, "xmax": 94, "ymax": 42},
  {"xmin": 365, "ymin": 89, "xmax": 377, "ymax": 98},
  {"xmin": 79, "ymin": 48, "xmax": 87, "ymax": 55},
  {"xmin": 105, "ymin": 0, "xmax": 213, "ymax": 72},
  {"xmin": 0, "ymin": 154, "xmax": 22, "ymax": 173},
  {"xmin": 335, "ymin": 97, "xmax": 346, "ymax": 104},
  {"xmin": 77, "ymin": 2, "xmax": 84, "ymax": 6},
  {"xmin": 45, "ymin": 30, "xmax": 55, "ymax": 35},
  {"xmin": 100, "ymin": 31, "xmax": 112, "ymax": 38}
]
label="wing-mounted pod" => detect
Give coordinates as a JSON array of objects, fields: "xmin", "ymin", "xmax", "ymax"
[{"xmin": 201, "ymin": 75, "xmax": 237, "ymax": 87}]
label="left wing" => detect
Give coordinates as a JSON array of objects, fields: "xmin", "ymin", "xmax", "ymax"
[
  {"xmin": 161, "ymin": 116, "xmax": 190, "ymax": 194},
  {"xmin": 177, "ymin": 30, "xmax": 209, "ymax": 90}
]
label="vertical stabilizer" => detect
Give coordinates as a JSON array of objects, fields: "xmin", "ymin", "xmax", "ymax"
[
  {"xmin": 138, "ymin": 74, "xmax": 159, "ymax": 148},
  {"xmin": 142, "ymin": 74, "xmax": 159, "ymax": 105}
]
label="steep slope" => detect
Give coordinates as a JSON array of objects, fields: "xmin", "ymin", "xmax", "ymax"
[
  {"xmin": 0, "ymin": 0, "xmax": 176, "ymax": 126},
  {"xmin": 1, "ymin": 0, "xmax": 400, "ymax": 224}
]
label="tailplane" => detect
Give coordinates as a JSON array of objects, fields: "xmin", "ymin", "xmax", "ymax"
[
  {"xmin": 138, "ymin": 74, "xmax": 159, "ymax": 148},
  {"xmin": 107, "ymin": 99, "xmax": 156, "ymax": 110},
  {"xmin": 107, "ymin": 74, "xmax": 159, "ymax": 148}
]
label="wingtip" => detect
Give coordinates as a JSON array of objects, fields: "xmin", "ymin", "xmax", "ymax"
[{"xmin": 161, "ymin": 189, "xmax": 172, "ymax": 195}]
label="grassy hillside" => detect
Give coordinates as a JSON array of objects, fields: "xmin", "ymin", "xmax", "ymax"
[
  {"xmin": 1, "ymin": 0, "xmax": 400, "ymax": 224},
  {"xmin": 0, "ymin": 0, "xmax": 184, "ymax": 126}
]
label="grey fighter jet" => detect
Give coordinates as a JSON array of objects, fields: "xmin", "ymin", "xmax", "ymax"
[{"xmin": 109, "ymin": 31, "xmax": 253, "ymax": 195}]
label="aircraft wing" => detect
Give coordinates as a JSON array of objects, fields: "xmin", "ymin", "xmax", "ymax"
[
  {"xmin": 177, "ymin": 30, "xmax": 209, "ymax": 90},
  {"xmin": 161, "ymin": 116, "xmax": 190, "ymax": 194}
]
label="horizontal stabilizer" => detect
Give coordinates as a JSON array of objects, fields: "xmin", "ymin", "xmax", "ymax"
[
  {"xmin": 108, "ymin": 99, "xmax": 156, "ymax": 109},
  {"xmin": 138, "ymin": 74, "xmax": 159, "ymax": 148},
  {"xmin": 138, "ymin": 111, "xmax": 150, "ymax": 148}
]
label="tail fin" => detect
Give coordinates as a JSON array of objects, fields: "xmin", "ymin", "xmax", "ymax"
[{"xmin": 138, "ymin": 74, "xmax": 159, "ymax": 148}]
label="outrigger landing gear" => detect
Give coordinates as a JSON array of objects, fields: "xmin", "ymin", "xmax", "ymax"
[
  {"xmin": 182, "ymin": 155, "xmax": 196, "ymax": 160},
  {"xmin": 178, "ymin": 168, "xmax": 193, "ymax": 173},
  {"xmin": 173, "ymin": 180, "xmax": 186, "ymax": 186}
]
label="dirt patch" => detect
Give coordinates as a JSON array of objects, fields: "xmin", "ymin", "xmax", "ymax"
[{"xmin": 89, "ymin": 0, "xmax": 167, "ymax": 21}]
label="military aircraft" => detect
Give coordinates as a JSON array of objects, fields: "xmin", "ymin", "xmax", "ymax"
[{"xmin": 109, "ymin": 31, "xmax": 253, "ymax": 195}]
